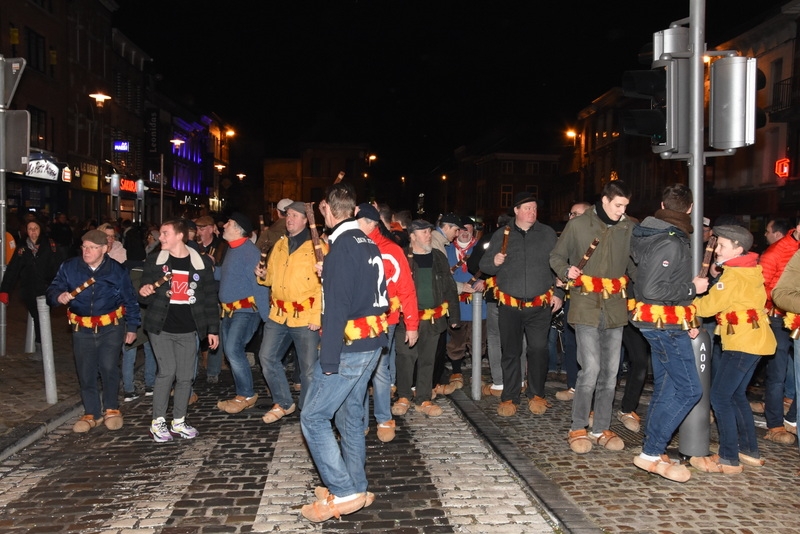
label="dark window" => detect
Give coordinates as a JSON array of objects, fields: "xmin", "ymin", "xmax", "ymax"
[{"xmin": 25, "ymin": 28, "xmax": 47, "ymax": 72}]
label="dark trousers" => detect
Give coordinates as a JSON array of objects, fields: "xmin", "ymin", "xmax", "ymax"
[
  {"xmin": 619, "ymin": 323, "xmax": 650, "ymax": 414},
  {"xmin": 498, "ymin": 304, "xmax": 550, "ymax": 403}
]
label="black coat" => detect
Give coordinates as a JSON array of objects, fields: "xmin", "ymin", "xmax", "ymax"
[{"xmin": 0, "ymin": 238, "xmax": 61, "ymax": 297}]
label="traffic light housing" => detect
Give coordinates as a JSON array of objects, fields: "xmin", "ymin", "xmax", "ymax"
[
  {"xmin": 709, "ymin": 56, "xmax": 767, "ymax": 150},
  {"xmin": 621, "ymin": 26, "xmax": 690, "ymax": 156}
]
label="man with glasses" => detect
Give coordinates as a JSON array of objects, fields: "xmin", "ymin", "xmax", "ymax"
[{"xmin": 47, "ymin": 230, "xmax": 141, "ymax": 433}]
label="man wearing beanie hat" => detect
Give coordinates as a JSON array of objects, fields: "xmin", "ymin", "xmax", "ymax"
[
  {"xmin": 46, "ymin": 229, "xmax": 141, "ymax": 433},
  {"xmin": 254, "ymin": 199, "xmax": 324, "ymax": 425},
  {"xmin": 215, "ymin": 213, "xmax": 270, "ymax": 414},
  {"xmin": 690, "ymin": 223, "xmax": 776, "ymax": 474}
]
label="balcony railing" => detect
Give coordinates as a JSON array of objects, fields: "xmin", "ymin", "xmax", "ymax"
[{"xmin": 768, "ymin": 77, "xmax": 796, "ymax": 113}]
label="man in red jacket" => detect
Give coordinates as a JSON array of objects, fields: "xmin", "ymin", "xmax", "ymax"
[
  {"xmin": 758, "ymin": 218, "xmax": 799, "ymax": 445},
  {"xmin": 355, "ymin": 203, "xmax": 418, "ymax": 442}
]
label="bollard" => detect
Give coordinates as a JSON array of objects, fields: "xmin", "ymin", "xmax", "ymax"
[
  {"xmin": 37, "ymin": 296, "xmax": 58, "ymax": 405},
  {"xmin": 678, "ymin": 327, "xmax": 712, "ymax": 458},
  {"xmin": 471, "ymin": 291, "xmax": 483, "ymax": 401},
  {"xmin": 24, "ymin": 313, "xmax": 35, "ymax": 353}
]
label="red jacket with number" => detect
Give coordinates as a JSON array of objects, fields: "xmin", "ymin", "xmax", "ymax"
[
  {"xmin": 759, "ymin": 232, "xmax": 800, "ymax": 313},
  {"xmin": 368, "ymin": 227, "xmax": 419, "ymax": 331}
]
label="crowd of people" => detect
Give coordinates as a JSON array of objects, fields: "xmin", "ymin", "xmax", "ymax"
[{"xmin": 5, "ymin": 177, "xmax": 800, "ymax": 521}]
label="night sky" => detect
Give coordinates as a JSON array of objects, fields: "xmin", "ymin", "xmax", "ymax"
[{"xmin": 113, "ymin": 1, "xmax": 786, "ymax": 178}]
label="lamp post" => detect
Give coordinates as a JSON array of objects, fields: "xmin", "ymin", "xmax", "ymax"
[
  {"xmin": 162, "ymin": 138, "xmax": 184, "ymax": 224},
  {"xmin": 441, "ymin": 174, "xmax": 448, "ymax": 213},
  {"xmin": 89, "ymin": 93, "xmax": 110, "ymax": 218}
]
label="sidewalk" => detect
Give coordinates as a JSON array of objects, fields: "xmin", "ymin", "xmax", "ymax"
[{"xmin": 0, "ymin": 296, "xmax": 83, "ymax": 462}]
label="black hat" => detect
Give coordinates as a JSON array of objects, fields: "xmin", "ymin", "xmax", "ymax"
[
  {"xmin": 439, "ymin": 213, "xmax": 465, "ymax": 228},
  {"xmin": 410, "ymin": 219, "xmax": 434, "ymax": 232},
  {"xmin": 513, "ymin": 192, "xmax": 537, "ymax": 207},
  {"xmin": 713, "ymin": 224, "xmax": 753, "ymax": 252},
  {"xmin": 185, "ymin": 219, "xmax": 197, "ymax": 231},
  {"xmin": 461, "ymin": 216, "xmax": 476, "ymax": 227},
  {"xmin": 355, "ymin": 203, "xmax": 381, "ymax": 222},
  {"xmin": 228, "ymin": 212, "xmax": 253, "ymax": 235}
]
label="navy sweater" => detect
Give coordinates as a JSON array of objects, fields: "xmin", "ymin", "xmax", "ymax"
[{"xmin": 320, "ymin": 219, "xmax": 388, "ymax": 373}]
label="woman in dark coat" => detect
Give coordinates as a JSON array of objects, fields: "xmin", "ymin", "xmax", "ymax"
[{"xmin": 0, "ymin": 219, "xmax": 62, "ymax": 358}]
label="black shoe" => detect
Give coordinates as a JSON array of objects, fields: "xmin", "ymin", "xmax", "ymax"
[
  {"xmin": 144, "ymin": 387, "xmax": 154, "ymax": 397},
  {"xmin": 123, "ymin": 391, "xmax": 139, "ymax": 402}
]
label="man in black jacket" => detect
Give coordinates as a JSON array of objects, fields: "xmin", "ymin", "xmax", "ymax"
[{"xmin": 629, "ymin": 184, "xmax": 708, "ymax": 482}]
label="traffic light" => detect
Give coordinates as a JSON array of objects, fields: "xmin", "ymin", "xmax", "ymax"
[
  {"xmin": 709, "ymin": 55, "xmax": 767, "ymax": 150},
  {"xmin": 621, "ymin": 28, "xmax": 690, "ymax": 156}
]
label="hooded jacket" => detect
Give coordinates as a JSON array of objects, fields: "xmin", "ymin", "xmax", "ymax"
[{"xmin": 629, "ymin": 215, "xmax": 696, "ymax": 329}]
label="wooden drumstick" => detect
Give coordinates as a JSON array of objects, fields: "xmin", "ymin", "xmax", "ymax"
[
  {"xmin": 69, "ymin": 277, "xmax": 96, "ymax": 297},
  {"xmin": 576, "ymin": 238, "xmax": 600, "ymax": 271},
  {"xmin": 334, "ymin": 171, "xmax": 345, "ymax": 184},
  {"xmin": 500, "ymin": 226, "xmax": 511, "ymax": 254},
  {"xmin": 153, "ymin": 272, "xmax": 172, "ymax": 289},
  {"xmin": 304, "ymin": 202, "xmax": 326, "ymax": 264},
  {"xmin": 698, "ymin": 235, "xmax": 718, "ymax": 278}
]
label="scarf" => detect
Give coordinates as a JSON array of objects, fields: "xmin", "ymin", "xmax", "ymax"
[
  {"xmin": 653, "ymin": 208, "xmax": 693, "ymax": 237},
  {"xmin": 594, "ymin": 201, "xmax": 619, "ymax": 226},
  {"xmin": 26, "ymin": 238, "xmax": 40, "ymax": 257}
]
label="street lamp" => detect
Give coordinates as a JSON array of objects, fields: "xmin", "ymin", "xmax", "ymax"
[
  {"xmin": 161, "ymin": 138, "xmax": 184, "ymax": 224},
  {"xmin": 442, "ymin": 175, "xmax": 448, "ymax": 213},
  {"xmin": 89, "ymin": 93, "xmax": 111, "ymax": 218},
  {"xmin": 236, "ymin": 173, "xmax": 246, "ymax": 181}
]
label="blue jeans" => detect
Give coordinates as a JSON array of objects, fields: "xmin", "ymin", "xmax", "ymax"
[
  {"xmin": 301, "ymin": 348, "xmax": 381, "ymax": 497},
  {"xmin": 572, "ymin": 318, "xmax": 623, "ymax": 432},
  {"xmin": 221, "ymin": 311, "xmax": 262, "ymax": 398},
  {"xmin": 72, "ymin": 322, "xmax": 125, "ymax": 418},
  {"xmin": 258, "ymin": 318, "xmax": 320, "ymax": 410},
  {"xmin": 766, "ymin": 316, "xmax": 796, "ymax": 427},
  {"xmin": 640, "ymin": 328, "xmax": 703, "ymax": 456},
  {"xmin": 121, "ymin": 340, "xmax": 157, "ymax": 393},
  {"xmin": 364, "ymin": 324, "xmax": 397, "ymax": 429},
  {"xmin": 711, "ymin": 350, "xmax": 761, "ymax": 464}
]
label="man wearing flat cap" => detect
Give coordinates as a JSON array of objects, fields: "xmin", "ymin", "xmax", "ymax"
[
  {"xmin": 47, "ymin": 229, "xmax": 141, "ymax": 434},
  {"xmin": 215, "ymin": 212, "xmax": 270, "ymax": 414},
  {"xmin": 481, "ymin": 192, "xmax": 563, "ymax": 419},
  {"xmin": 254, "ymin": 200, "xmax": 323, "ymax": 425},
  {"xmin": 550, "ymin": 180, "xmax": 635, "ymax": 454},
  {"xmin": 393, "ymin": 219, "xmax": 459, "ymax": 419}
]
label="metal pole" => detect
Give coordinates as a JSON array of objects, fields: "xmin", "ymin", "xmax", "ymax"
[
  {"xmin": 679, "ymin": 0, "xmax": 712, "ymax": 457},
  {"xmin": 159, "ymin": 153, "xmax": 164, "ymax": 224},
  {"xmin": 0, "ymin": 57, "xmax": 7, "ymax": 357},
  {"xmin": 24, "ymin": 313, "xmax": 35, "ymax": 353},
  {"xmin": 689, "ymin": 0, "xmax": 706, "ymax": 272},
  {"xmin": 471, "ymin": 291, "xmax": 483, "ymax": 401},
  {"xmin": 37, "ymin": 296, "xmax": 57, "ymax": 404}
]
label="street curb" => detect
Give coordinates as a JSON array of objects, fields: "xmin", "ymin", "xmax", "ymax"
[
  {"xmin": 0, "ymin": 395, "xmax": 83, "ymax": 463},
  {"xmin": 450, "ymin": 390, "xmax": 603, "ymax": 534}
]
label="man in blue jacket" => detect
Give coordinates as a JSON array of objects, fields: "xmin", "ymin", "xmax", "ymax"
[
  {"xmin": 47, "ymin": 229, "xmax": 141, "ymax": 433},
  {"xmin": 300, "ymin": 182, "xmax": 388, "ymax": 522}
]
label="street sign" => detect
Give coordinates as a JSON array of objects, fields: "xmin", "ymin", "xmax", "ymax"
[
  {"xmin": 1, "ymin": 57, "xmax": 26, "ymax": 107},
  {"xmin": 1, "ymin": 109, "xmax": 30, "ymax": 172}
]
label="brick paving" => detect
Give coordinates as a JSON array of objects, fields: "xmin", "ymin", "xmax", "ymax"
[{"xmin": 0, "ymin": 291, "xmax": 799, "ymax": 533}]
